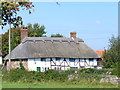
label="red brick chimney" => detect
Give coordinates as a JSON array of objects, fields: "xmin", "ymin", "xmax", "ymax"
[
  {"xmin": 70, "ymin": 32, "xmax": 76, "ymax": 39},
  {"xmin": 20, "ymin": 27, "xmax": 28, "ymax": 41}
]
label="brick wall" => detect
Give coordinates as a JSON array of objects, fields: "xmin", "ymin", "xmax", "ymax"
[{"xmin": 6, "ymin": 59, "xmax": 28, "ymax": 70}]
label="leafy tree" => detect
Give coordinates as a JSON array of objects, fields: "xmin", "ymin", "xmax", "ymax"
[
  {"xmin": 28, "ymin": 23, "xmax": 46, "ymax": 37},
  {"xmin": 51, "ymin": 34, "xmax": 63, "ymax": 37},
  {"xmin": 103, "ymin": 36, "xmax": 119, "ymax": 68},
  {"xmin": 0, "ymin": 1, "xmax": 34, "ymax": 28},
  {"xmin": 2, "ymin": 23, "xmax": 46, "ymax": 58}
]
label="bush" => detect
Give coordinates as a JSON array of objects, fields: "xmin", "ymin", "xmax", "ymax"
[
  {"xmin": 2, "ymin": 69, "xmax": 68, "ymax": 83},
  {"xmin": 20, "ymin": 61, "xmax": 25, "ymax": 70},
  {"xmin": 79, "ymin": 68, "xmax": 108, "ymax": 74},
  {"xmin": 2, "ymin": 68, "xmax": 113, "ymax": 83},
  {"xmin": 2, "ymin": 68, "xmax": 27, "ymax": 82}
]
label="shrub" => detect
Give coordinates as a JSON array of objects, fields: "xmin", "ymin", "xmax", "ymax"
[
  {"xmin": 2, "ymin": 68, "xmax": 27, "ymax": 82},
  {"xmin": 20, "ymin": 61, "xmax": 25, "ymax": 70},
  {"xmin": 2, "ymin": 68, "xmax": 112, "ymax": 83}
]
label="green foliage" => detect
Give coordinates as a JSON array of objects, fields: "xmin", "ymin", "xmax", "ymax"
[
  {"xmin": 103, "ymin": 36, "xmax": 119, "ymax": 68},
  {"xmin": 28, "ymin": 23, "xmax": 46, "ymax": 37},
  {"xmin": 2, "ymin": 23, "xmax": 46, "ymax": 58},
  {"xmin": 2, "ymin": 68, "xmax": 27, "ymax": 82},
  {"xmin": 2, "ymin": 81, "xmax": 118, "ymax": 88},
  {"xmin": 2, "ymin": 27, "xmax": 21, "ymax": 58},
  {"xmin": 19, "ymin": 61, "xmax": 25, "ymax": 70},
  {"xmin": 77, "ymin": 68, "xmax": 110, "ymax": 81},
  {"xmin": 51, "ymin": 33, "xmax": 63, "ymax": 37},
  {"xmin": 2, "ymin": 68, "xmax": 111, "ymax": 83},
  {"xmin": 2, "ymin": 32, "xmax": 9, "ymax": 58},
  {"xmin": 1, "ymin": 1, "xmax": 34, "ymax": 28},
  {"xmin": 79, "ymin": 68, "xmax": 107, "ymax": 74},
  {"xmin": 0, "ymin": 64, "xmax": 2, "ymax": 69}
]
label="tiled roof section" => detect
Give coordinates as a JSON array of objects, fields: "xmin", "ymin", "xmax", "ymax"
[{"xmin": 95, "ymin": 50, "xmax": 105, "ymax": 57}]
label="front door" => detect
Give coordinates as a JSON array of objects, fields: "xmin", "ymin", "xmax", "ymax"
[{"xmin": 37, "ymin": 67, "xmax": 41, "ymax": 72}]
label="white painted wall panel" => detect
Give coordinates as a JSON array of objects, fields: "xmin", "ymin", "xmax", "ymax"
[
  {"xmin": 28, "ymin": 58, "xmax": 101, "ymax": 72},
  {"xmin": 79, "ymin": 59, "xmax": 84, "ymax": 66},
  {"xmin": 28, "ymin": 59, "xmax": 36, "ymax": 71}
]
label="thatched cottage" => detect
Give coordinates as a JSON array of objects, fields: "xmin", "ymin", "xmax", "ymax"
[{"xmin": 4, "ymin": 27, "xmax": 102, "ymax": 71}]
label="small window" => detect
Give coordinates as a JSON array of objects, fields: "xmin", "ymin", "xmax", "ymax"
[
  {"xmin": 45, "ymin": 67, "xmax": 46, "ymax": 71},
  {"xmin": 94, "ymin": 66, "xmax": 97, "ymax": 69},
  {"xmin": 56, "ymin": 58, "xmax": 61, "ymax": 61},
  {"xmin": 80, "ymin": 59, "xmax": 84, "ymax": 61},
  {"xmin": 70, "ymin": 67, "xmax": 78, "ymax": 69},
  {"xmin": 35, "ymin": 58, "xmax": 40, "ymax": 61},
  {"xmin": 46, "ymin": 58, "xmax": 50, "ymax": 61},
  {"xmin": 55, "ymin": 67, "xmax": 56, "ymax": 70},
  {"xmin": 41, "ymin": 58, "xmax": 46, "ymax": 61},
  {"xmin": 89, "ymin": 58, "xmax": 94, "ymax": 62},
  {"xmin": 69, "ymin": 58, "xmax": 75, "ymax": 62}
]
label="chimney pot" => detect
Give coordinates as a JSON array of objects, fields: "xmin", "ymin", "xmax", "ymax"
[
  {"xmin": 70, "ymin": 32, "xmax": 76, "ymax": 39},
  {"xmin": 20, "ymin": 26, "xmax": 28, "ymax": 41}
]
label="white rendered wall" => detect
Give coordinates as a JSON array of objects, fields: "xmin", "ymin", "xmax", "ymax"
[{"xmin": 28, "ymin": 58, "xmax": 100, "ymax": 72}]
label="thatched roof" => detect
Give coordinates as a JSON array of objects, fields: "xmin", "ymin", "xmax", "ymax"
[{"xmin": 4, "ymin": 37, "xmax": 100, "ymax": 60}]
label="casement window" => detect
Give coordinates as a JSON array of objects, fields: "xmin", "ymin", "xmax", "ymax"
[
  {"xmin": 46, "ymin": 58, "xmax": 50, "ymax": 61},
  {"xmin": 89, "ymin": 58, "xmax": 94, "ymax": 62},
  {"xmin": 41, "ymin": 58, "xmax": 46, "ymax": 61},
  {"xmin": 69, "ymin": 58, "xmax": 75, "ymax": 62},
  {"xmin": 35, "ymin": 58, "xmax": 40, "ymax": 61},
  {"xmin": 56, "ymin": 58, "xmax": 61, "ymax": 61},
  {"xmin": 54, "ymin": 67, "xmax": 57, "ymax": 70},
  {"xmin": 45, "ymin": 67, "xmax": 46, "ymax": 71},
  {"xmin": 80, "ymin": 59, "xmax": 84, "ymax": 62}
]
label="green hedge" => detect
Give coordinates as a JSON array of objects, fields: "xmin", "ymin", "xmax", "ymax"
[
  {"xmin": 2, "ymin": 69, "xmax": 68, "ymax": 83},
  {"xmin": 2, "ymin": 68, "xmax": 113, "ymax": 83}
]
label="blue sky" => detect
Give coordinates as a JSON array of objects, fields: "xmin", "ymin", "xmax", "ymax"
[{"xmin": 1, "ymin": 2, "xmax": 118, "ymax": 50}]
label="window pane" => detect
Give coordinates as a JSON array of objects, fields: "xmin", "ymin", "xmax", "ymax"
[
  {"xmin": 41, "ymin": 58, "xmax": 46, "ymax": 61},
  {"xmin": 69, "ymin": 58, "xmax": 75, "ymax": 62}
]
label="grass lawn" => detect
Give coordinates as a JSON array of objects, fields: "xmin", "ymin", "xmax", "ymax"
[{"xmin": 2, "ymin": 81, "xmax": 118, "ymax": 88}]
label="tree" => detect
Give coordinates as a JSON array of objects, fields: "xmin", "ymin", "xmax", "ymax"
[
  {"xmin": 51, "ymin": 34, "xmax": 63, "ymax": 37},
  {"xmin": 28, "ymin": 23, "xmax": 46, "ymax": 37},
  {"xmin": 2, "ymin": 23, "xmax": 46, "ymax": 58},
  {"xmin": 103, "ymin": 36, "xmax": 119, "ymax": 68},
  {"xmin": 1, "ymin": 1, "xmax": 34, "ymax": 70},
  {"xmin": 1, "ymin": 1, "xmax": 34, "ymax": 28}
]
